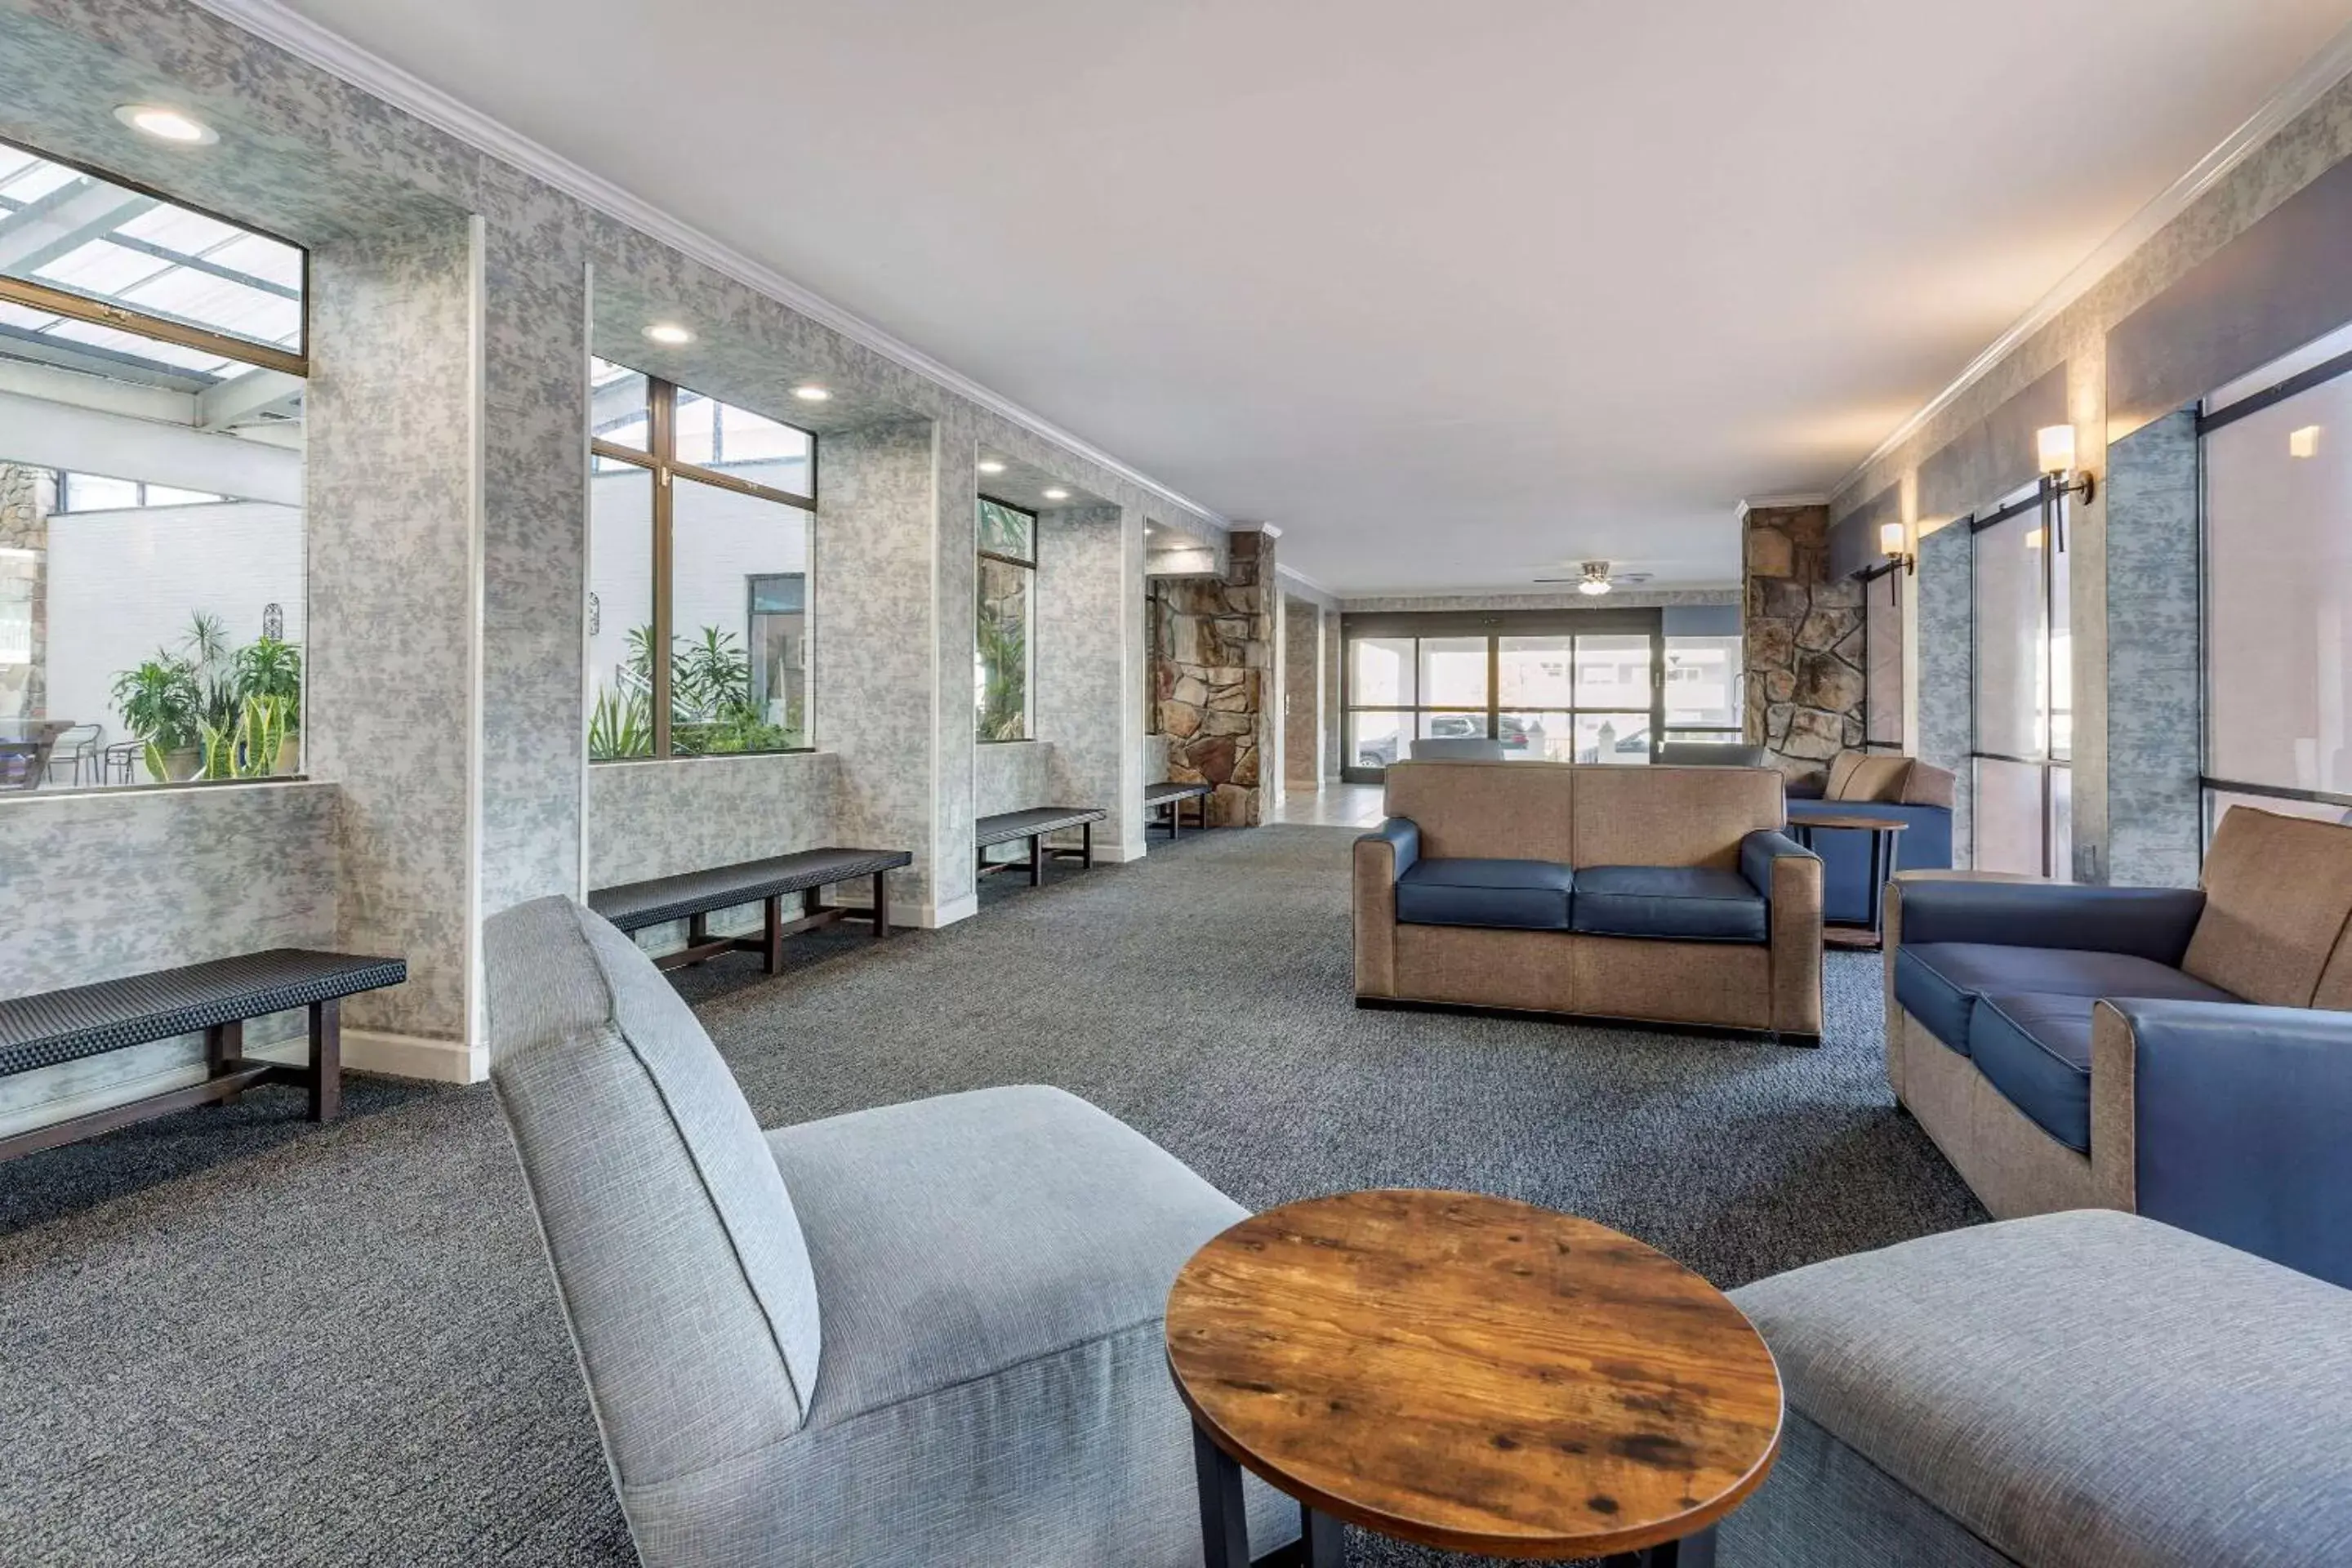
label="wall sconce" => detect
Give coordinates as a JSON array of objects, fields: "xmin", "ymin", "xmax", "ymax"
[
  {"xmin": 1878, "ymin": 520, "xmax": 1914, "ymax": 604},
  {"xmin": 2036, "ymin": 424, "xmax": 2094, "ymax": 506}
]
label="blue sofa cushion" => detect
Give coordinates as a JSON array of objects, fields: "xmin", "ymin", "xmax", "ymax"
[
  {"xmin": 1895, "ymin": 942, "xmax": 2236, "ymax": 1056},
  {"xmin": 1570, "ymin": 866, "xmax": 1767, "ymax": 944},
  {"xmin": 1394, "ymin": 857, "xmax": 1574, "ymax": 931},
  {"xmin": 1969, "ymin": 994, "xmax": 2099, "ymax": 1153}
]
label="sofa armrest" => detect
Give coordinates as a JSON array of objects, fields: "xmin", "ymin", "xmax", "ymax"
[
  {"xmin": 1741, "ymin": 830, "xmax": 1822, "ymax": 1037},
  {"xmin": 1897, "ymin": 880, "xmax": 2206, "ymax": 964},
  {"xmin": 2096, "ymin": 1000, "xmax": 2352, "ymax": 1290},
  {"xmin": 1357, "ymin": 816, "xmax": 1419, "ymax": 877},
  {"xmin": 1740, "ymin": 828, "xmax": 1815, "ymax": 898},
  {"xmin": 1352, "ymin": 817, "xmax": 1417, "ymax": 999}
]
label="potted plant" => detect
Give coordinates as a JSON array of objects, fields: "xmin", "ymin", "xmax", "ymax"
[
  {"xmin": 234, "ymin": 634, "xmax": 303, "ymax": 773},
  {"xmin": 109, "ymin": 654, "xmax": 202, "ymax": 781}
]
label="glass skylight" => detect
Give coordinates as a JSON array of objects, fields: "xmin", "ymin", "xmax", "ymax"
[{"xmin": 0, "ymin": 137, "xmax": 305, "ymax": 387}]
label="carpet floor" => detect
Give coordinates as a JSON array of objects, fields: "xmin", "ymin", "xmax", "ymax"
[{"xmin": 0, "ymin": 824, "xmax": 1983, "ymax": 1567}]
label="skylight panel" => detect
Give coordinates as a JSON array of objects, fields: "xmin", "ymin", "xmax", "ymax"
[
  {"xmin": 44, "ymin": 315, "xmax": 234, "ymax": 374},
  {"xmin": 0, "ymin": 161, "xmax": 78, "ymax": 203},
  {"xmin": 203, "ymin": 233, "xmax": 301, "ymax": 291},
  {"xmin": 37, "ymin": 238, "xmax": 172, "ymax": 296},
  {"xmin": 113, "ymin": 204, "xmax": 242, "ymax": 257}
]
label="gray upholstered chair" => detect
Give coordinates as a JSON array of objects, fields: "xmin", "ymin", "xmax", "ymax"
[
  {"xmin": 1655, "ymin": 742, "xmax": 1770, "ymax": 768},
  {"xmin": 483, "ymin": 895, "xmax": 1291, "ymax": 1567},
  {"xmin": 1408, "ymin": 736, "xmax": 1505, "ymax": 761},
  {"xmin": 1718, "ymin": 1211, "xmax": 2352, "ymax": 1566}
]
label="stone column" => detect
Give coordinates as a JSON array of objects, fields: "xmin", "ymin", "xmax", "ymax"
[
  {"xmin": 0, "ymin": 464, "xmax": 48, "ymax": 720},
  {"xmin": 1743, "ymin": 502, "xmax": 1864, "ymax": 788},
  {"xmin": 1156, "ymin": 528, "xmax": 1275, "ymax": 825}
]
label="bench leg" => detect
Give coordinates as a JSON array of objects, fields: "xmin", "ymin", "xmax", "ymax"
[
  {"xmin": 1029, "ymin": 833, "xmax": 1044, "ymax": 887},
  {"xmin": 1169, "ymin": 802, "xmax": 1180, "ymax": 841},
  {"xmin": 308, "ymin": 998, "xmax": 341, "ymax": 1123},
  {"xmin": 871, "ymin": 871, "xmax": 891, "ymax": 938},
  {"xmin": 1082, "ymin": 820, "xmax": 1094, "ymax": 869},
  {"xmin": 764, "ymin": 894, "xmax": 784, "ymax": 973},
  {"xmin": 687, "ymin": 911, "xmax": 710, "ymax": 965},
  {"xmin": 207, "ymin": 1018, "xmax": 245, "ymax": 1105}
]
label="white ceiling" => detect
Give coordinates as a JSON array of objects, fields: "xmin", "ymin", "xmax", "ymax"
[{"xmin": 267, "ymin": 0, "xmax": 2352, "ymax": 592}]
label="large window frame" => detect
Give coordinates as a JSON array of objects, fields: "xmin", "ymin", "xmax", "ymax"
[
  {"xmin": 2196, "ymin": 337, "xmax": 2352, "ymax": 835},
  {"xmin": 1339, "ymin": 608, "xmax": 1671, "ymax": 782},
  {"xmin": 1967, "ymin": 482, "xmax": 2074, "ymax": 879},
  {"xmin": 589, "ymin": 370, "xmax": 817, "ymax": 760},
  {"xmin": 976, "ymin": 495, "xmax": 1037, "ymax": 744}
]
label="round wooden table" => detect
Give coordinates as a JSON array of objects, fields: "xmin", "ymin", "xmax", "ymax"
[{"xmin": 1165, "ymin": 1190, "xmax": 1783, "ymax": 1566}]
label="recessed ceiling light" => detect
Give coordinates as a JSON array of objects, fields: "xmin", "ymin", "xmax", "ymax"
[
  {"xmin": 792, "ymin": 385, "xmax": 831, "ymax": 402},
  {"xmin": 977, "ymin": 459, "xmax": 1007, "ymax": 474},
  {"xmin": 1042, "ymin": 488, "xmax": 1070, "ymax": 501},
  {"xmin": 114, "ymin": 105, "xmax": 217, "ymax": 145},
  {"xmin": 643, "ymin": 323, "xmax": 694, "ymax": 346}
]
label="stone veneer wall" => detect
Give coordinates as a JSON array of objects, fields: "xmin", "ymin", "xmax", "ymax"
[
  {"xmin": 0, "ymin": 463, "xmax": 50, "ymax": 719},
  {"xmin": 1155, "ymin": 530, "xmax": 1276, "ymax": 826},
  {"xmin": 1744, "ymin": 503, "xmax": 1865, "ymax": 786}
]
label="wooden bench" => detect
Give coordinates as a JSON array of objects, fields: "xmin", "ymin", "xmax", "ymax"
[
  {"xmin": 590, "ymin": 846, "xmax": 913, "ymax": 973},
  {"xmin": 976, "ymin": 806, "xmax": 1107, "ymax": 886},
  {"xmin": 0, "ymin": 950, "xmax": 408, "ymax": 1162},
  {"xmin": 1145, "ymin": 780, "xmax": 1213, "ymax": 838}
]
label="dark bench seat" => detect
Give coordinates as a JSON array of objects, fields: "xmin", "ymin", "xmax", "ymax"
[
  {"xmin": 0, "ymin": 949, "xmax": 408, "ymax": 1161},
  {"xmin": 976, "ymin": 806, "xmax": 1107, "ymax": 886},
  {"xmin": 1144, "ymin": 780, "xmax": 1211, "ymax": 838},
  {"xmin": 590, "ymin": 847, "xmax": 911, "ymax": 973}
]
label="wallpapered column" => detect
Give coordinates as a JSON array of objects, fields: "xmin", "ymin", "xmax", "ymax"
[
  {"xmin": 1038, "ymin": 503, "xmax": 1143, "ymax": 859},
  {"xmin": 0, "ymin": 464, "xmax": 48, "ymax": 719},
  {"xmin": 2104, "ymin": 412, "xmax": 2203, "ymax": 886},
  {"xmin": 1916, "ymin": 521, "xmax": 1976, "ymax": 866},
  {"xmin": 1743, "ymin": 502, "xmax": 1865, "ymax": 786},
  {"xmin": 1154, "ymin": 529, "xmax": 1275, "ymax": 825},
  {"xmin": 818, "ymin": 418, "xmax": 943, "ymax": 920},
  {"xmin": 1282, "ymin": 593, "xmax": 1320, "ymax": 786},
  {"xmin": 305, "ymin": 218, "xmax": 481, "ymax": 1061}
]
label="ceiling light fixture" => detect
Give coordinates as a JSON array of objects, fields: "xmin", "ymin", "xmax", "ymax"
[
  {"xmin": 643, "ymin": 322, "xmax": 694, "ymax": 346},
  {"xmin": 114, "ymin": 105, "xmax": 217, "ymax": 145},
  {"xmin": 792, "ymin": 385, "xmax": 831, "ymax": 402},
  {"xmin": 1042, "ymin": 487, "xmax": 1070, "ymax": 501},
  {"xmin": 1577, "ymin": 561, "xmax": 1613, "ymax": 597},
  {"xmin": 977, "ymin": 459, "xmax": 1007, "ymax": 474}
]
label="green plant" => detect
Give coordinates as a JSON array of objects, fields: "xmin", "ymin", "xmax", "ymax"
[
  {"xmin": 588, "ymin": 687, "xmax": 651, "ymax": 760},
  {"xmin": 673, "ymin": 626, "xmax": 751, "ymax": 721},
  {"xmin": 234, "ymin": 636, "xmax": 303, "ymax": 731},
  {"xmin": 111, "ymin": 654, "xmax": 202, "ymax": 759},
  {"xmin": 181, "ymin": 611, "xmax": 239, "ymax": 738},
  {"xmin": 977, "ymin": 601, "xmax": 1027, "ymax": 742}
]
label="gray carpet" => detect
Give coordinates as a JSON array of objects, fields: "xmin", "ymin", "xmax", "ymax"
[{"xmin": 0, "ymin": 824, "xmax": 1983, "ymax": 1566}]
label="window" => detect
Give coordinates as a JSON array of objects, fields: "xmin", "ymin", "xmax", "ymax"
[
  {"xmin": 977, "ymin": 497, "xmax": 1035, "ymax": 742},
  {"xmin": 2199, "ymin": 328, "xmax": 2352, "ymax": 835},
  {"xmin": 1970, "ymin": 483, "xmax": 2073, "ymax": 877},
  {"xmin": 0, "ymin": 140, "xmax": 307, "ymax": 790},
  {"xmin": 1662, "ymin": 631, "xmax": 1744, "ymax": 746},
  {"xmin": 586, "ymin": 359, "xmax": 814, "ymax": 760},
  {"xmin": 1341, "ymin": 611, "xmax": 1672, "ymax": 778}
]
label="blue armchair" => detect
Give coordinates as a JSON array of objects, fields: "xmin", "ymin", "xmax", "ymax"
[
  {"xmin": 1787, "ymin": 752, "xmax": 1955, "ymax": 924},
  {"xmin": 1884, "ymin": 804, "xmax": 2352, "ymax": 1288}
]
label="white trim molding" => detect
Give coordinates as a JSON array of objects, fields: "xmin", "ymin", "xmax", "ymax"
[
  {"xmin": 183, "ymin": 0, "xmax": 1232, "ymax": 532},
  {"xmin": 1836, "ymin": 19, "xmax": 2352, "ymax": 498},
  {"xmin": 1735, "ymin": 494, "xmax": 1831, "ymax": 519},
  {"xmin": 268, "ymin": 1028, "xmax": 486, "ymax": 1085}
]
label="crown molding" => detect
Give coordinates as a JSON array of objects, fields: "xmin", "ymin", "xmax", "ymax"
[
  {"xmin": 1833, "ymin": 18, "xmax": 2352, "ymax": 501},
  {"xmin": 181, "ymin": 0, "xmax": 1232, "ymax": 531},
  {"xmin": 1735, "ymin": 492, "xmax": 1831, "ymax": 520}
]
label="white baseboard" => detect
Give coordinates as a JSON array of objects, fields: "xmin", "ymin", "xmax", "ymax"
[
  {"xmin": 929, "ymin": 893, "xmax": 979, "ymax": 928},
  {"xmin": 1091, "ymin": 840, "xmax": 1147, "ymax": 864},
  {"xmin": 265, "ymin": 1029, "xmax": 484, "ymax": 1085}
]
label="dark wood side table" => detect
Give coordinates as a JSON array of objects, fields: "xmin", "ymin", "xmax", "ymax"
[
  {"xmin": 1165, "ymin": 1190, "xmax": 1783, "ymax": 1566},
  {"xmin": 1787, "ymin": 811, "xmax": 1909, "ymax": 949}
]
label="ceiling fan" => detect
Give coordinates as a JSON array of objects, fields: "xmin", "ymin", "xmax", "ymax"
[{"xmin": 1532, "ymin": 560, "xmax": 1654, "ymax": 597}]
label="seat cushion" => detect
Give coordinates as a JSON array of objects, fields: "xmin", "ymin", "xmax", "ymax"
[
  {"xmin": 1894, "ymin": 942, "xmax": 2234, "ymax": 1055},
  {"xmin": 764, "ymin": 1084, "xmax": 1246, "ymax": 1427},
  {"xmin": 1394, "ymin": 857, "xmax": 1574, "ymax": 931},
  {"xmin": 1967, "ymin": 994, "xmax": 2099, "ymax": 1153},
  {"xmin": 1570, "ymin": 866, "xmax": 1766, "ymax": 943},
  {"xmin": 1727, "ymin": 1210, "xmax": 2352, "ymax": 1568}
]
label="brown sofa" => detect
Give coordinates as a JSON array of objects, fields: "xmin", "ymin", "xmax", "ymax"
[
  {"xmin": 1353, "ymin": 761, "xmax": 1824, "ymax": 1041},
  {"xmin": 1883, "ymin": 807, "xmax": 2352, "ymax": 1285}
]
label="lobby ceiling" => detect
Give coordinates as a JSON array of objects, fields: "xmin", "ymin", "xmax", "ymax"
[{"xmin": 261, "ymin": 0, "xmax": 2352, "ymax": 592}]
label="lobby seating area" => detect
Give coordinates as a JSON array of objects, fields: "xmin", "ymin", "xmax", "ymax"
[{"xmin": 4, "ymin": 4, "xmax": 2352, "ymax": 1566}]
